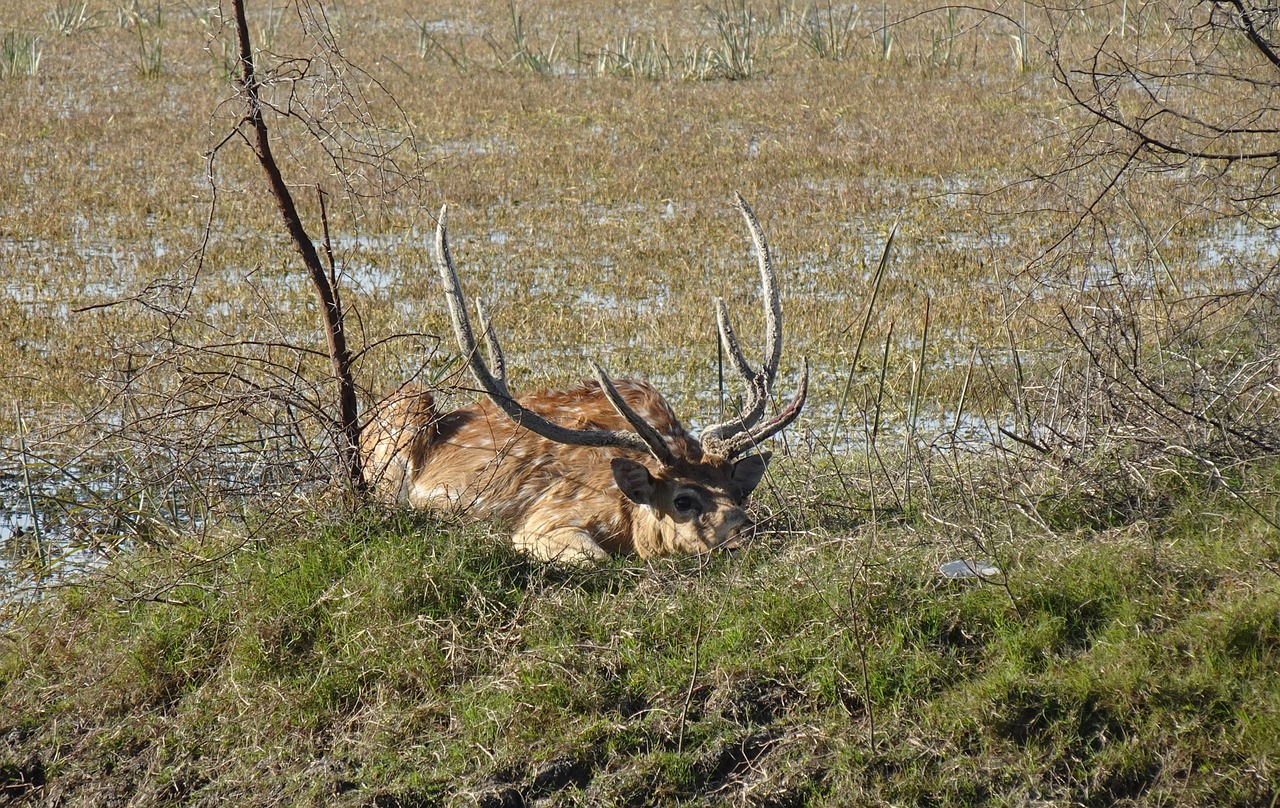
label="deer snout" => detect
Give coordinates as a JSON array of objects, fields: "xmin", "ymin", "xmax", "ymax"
[{"xmin": 709, "ymin": 506, "xmax": 753, "ymax": 551}]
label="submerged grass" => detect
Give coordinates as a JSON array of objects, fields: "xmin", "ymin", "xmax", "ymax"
[{"xmin": 3, "ymin": 459, "xmax": 1279, "ymax": 805}]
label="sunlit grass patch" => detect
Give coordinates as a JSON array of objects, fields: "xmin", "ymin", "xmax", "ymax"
[{"xmin": 5, "ymin": 461, "xmax": 1278, "ymax": 804}]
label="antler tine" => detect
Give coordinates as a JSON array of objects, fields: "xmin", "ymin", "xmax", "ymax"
[
  {"xmin": 701, "ymin": 299, "xmax": 768, "ymax": 447},
  {"xmin": 433, "ymin": 205, "xmax": 671, "ymax": 463},
  {"xmin": 700, "ymin": 194, "xmax": 790, "ymax": 448},
  {"xmin": 735, "ymin": 192, "xmax": 783, "ymax": 387},
  {"xmin": 436, "ymin": 207, "xmax": 476, "ymax": 366},
  {"xmin": 589, "ymin": 361, "xmax": 676, "ymax": 466},
  {"xmin": 473, "ymin": 297, "xmax": 507, "ymax": 396},
  {"xmin": 719, "ymin": 359, "xmax": 809, "ymax": 459},
  {"xmin": 714, "ymin": 298, "xmax": 757, "ymax": 383},
  {"xmin": 435, "ymin": 205, "xmax": 507, "ymax": 398}
]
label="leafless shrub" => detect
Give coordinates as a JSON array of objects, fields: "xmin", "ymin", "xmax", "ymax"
[
  {"xmin": 982, "ymin": 0, "xmax": 1280, "ymax": 476},
  {"xmin": 2, "ymin": 0, "xmax": 431, "ymax": 594}
]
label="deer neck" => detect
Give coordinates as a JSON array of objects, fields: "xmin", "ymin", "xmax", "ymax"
[{"xmin": 618, "ymin": 497, "xmax": 673, "ymax": 559}]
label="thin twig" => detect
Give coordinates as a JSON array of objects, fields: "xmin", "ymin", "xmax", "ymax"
[
  {"xmin": 677, "ymin": 618, "xmax": 703, "ymax": 754},
  {"xmin": 15, "ymin": 403, "xmax": 48, "ymax": 579}
]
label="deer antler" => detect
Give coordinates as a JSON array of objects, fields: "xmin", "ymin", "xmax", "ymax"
[
  {"xmin": 434, "ymin": 205, "xmax": 677, "ymax": 466},
  {"xmin": 700, "ymin": 194, "xmax": 808, "ymax": 459}
]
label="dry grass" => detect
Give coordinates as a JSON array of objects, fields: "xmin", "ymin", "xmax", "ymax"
[
  {"xmin": 0, "ymin": 0, "xmax": 1080, "ymax": 437},
  {"xmin": 1, "ymin": 2, "xmax": 1228, "ymax": 438}
]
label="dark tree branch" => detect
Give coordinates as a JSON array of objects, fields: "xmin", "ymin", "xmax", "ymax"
[
  {"xmin": 229, "ymin": 0, "xmax": 364, "ymax": 492},
  {"xmin": 1218, "ymin": 0, "xmax": 1280, "ymax": 71}
]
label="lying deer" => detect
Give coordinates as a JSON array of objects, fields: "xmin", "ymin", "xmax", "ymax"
[{"xmin": 360, "ymin": 195, "xmax": 807, "ymax": 562}]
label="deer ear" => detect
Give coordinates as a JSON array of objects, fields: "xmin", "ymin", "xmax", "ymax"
[
  {"xmin": 612, "ymin": 457, "xmax": 657, "ymax": 505},
  {"xmin": 731, "ymin": 452, "xmax": 771, "ymax": 496}
]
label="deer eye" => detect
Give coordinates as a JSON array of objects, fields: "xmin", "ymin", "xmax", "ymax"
[{"xmin": 673, "ymin": 494, "xmax": 701, "ymax": 514}]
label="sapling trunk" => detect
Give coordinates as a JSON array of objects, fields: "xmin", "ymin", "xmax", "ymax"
[{"xmin": 229, "ymin": 0, "xmax": 365, "ymax": 493}]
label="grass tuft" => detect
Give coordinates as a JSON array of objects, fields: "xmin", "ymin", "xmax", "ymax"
[
  {"xmin": 796, "ymin": 0, "xmax": 862, "ymax": 61},
  {"xmin": 0, "ymin": 28, "xmax": 42, "ymax": 77},
  {"xmin": 704, "ymin": 0, "xmax": 771, "ymax": 79},
  {"xmin": 45, "ymin": 1, "xmax": 96, "ymax": 37}
]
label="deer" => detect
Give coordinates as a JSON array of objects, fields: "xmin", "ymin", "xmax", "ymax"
[{"xmin": 359, "ymin": 194, "xmax": 807, "ymax": 563}]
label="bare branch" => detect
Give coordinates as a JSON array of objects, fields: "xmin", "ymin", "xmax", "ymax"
[{"xmin": 230, "ymin": 0, "xmax": 364, "ymax": 492}]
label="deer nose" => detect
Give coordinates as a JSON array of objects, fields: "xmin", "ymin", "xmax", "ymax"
[{"xmin": 715, "ymin": 508, "xmax": 752, "ymax": 549}]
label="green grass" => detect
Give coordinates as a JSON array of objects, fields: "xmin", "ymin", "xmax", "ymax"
[{"xmin": 3, "ymin": 458, "xmax": 1279, "ymax": 805}]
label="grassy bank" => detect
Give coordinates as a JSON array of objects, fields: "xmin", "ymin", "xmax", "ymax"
[{"xmin": 4, "ymin": 454, "xmax": 1278, "ymax": 806}]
